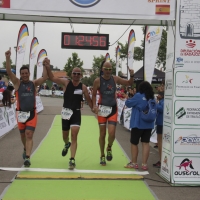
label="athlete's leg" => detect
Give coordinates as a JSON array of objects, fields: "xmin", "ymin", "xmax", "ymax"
[
  {"xmin": 99, "ymin": 124, "xmax": 107, "ymax": 157},
  {"xmin": 70, "ymin": 126, "xmax": 80, "ymax": 158},
  {"xmin": 107, "ymin": 124, "xmax": 116, "ymax": 147},
  {"xmin": 62, "ymin": 130, "xmax": 70, "ymax": 144},
  {"xmin": 25, "ymin": 129, "xmax": 34, "ymax": 157}
]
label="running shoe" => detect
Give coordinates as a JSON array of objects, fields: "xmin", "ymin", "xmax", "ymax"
[
  {"xmin": 69, "ymin": 158, "xmax": 76, "ymax": 170},
  {"xmin": 24, "ymin": 158, "xmax": 31, "ymax": 167},
  {"xmin": 62, "ymin": 142, "xmax": 71, "ymax": 157},
  {"xmin": 153, "ymin": 161, "xmax": 161, "ymax": 168},
  {"xmin": 106, "ymin": 148, "xmax": 113, "ymax": 161},
  {"xmin": 141, "ymin": 164, "xmax": 148, "ymax": 170},
  {"xmin": 22, "ymin": 149, "xmax": 26, "ymax": 160},
  {"xmin": 100, "ymin": 156, "xmax": 106, "ymax": 166},
  {"xmin": 124, "ymin": 162, "xmax": 139, "ymax": 169}
]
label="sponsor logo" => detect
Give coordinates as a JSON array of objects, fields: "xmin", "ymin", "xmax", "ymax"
[
  {"xmin": 175, "ymin": 107, "xmax": 186, "ymax": 119},
  {"xmin": 69, "ymin": 0, "xmax": 100, "ymax": 7},
  {"xmin": 162, "ymin": 156, "xmax": 169, "ymax": 174},
  {"xmin": 175, "ymin": 134, "xmax": 200, "ymax": 145},
  {"xmin": 174, "ymin": 158, "xmax": 200, "ymax": 176},
  {"xmin": 182, "ymin": 75, "xmax": 193, "ymax": 84},
  {"xmin": 17, "ymin": 44, "xmax": 25, "ymax": 54},
  {"xmin": 176, "ymin": 107, "xmax": 200, "ymax": 119},
  {"xmin": 124, "ymin": 110, "xmax": 131, "ymax": 122},
  {"xmin": 165, "ymin": 79, "xmax": 172, "ymax": 90},
  {"xmin": 186, "ymin": 40, "xmax": 196, "ymax": 48},
  {"xmin": 163, "ymin": 132, "xmax": 170, "ymax": 144},
  {"xmin": 146, "ymin": 27, "xmax": 161, "ymax": 43},
  {"xmin": 176, "ymin": 57, "xmax": 184, "ymax": 63}
]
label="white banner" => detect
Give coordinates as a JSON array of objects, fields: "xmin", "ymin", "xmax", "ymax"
[
  {"xmin": 144, "ymin": 26, "xmax": 163, "ymax": 83},
  {"xmin": 127, "ymin": 30, "xmax": 136, "ymax": 80},
  {"xmin": 16, "ymin": 24, "xmax": 29, "ymax": 78},
  {"xmin": 123, "ymin": 107, "xmax": 131, "ymax": 130},
  {"xmin": 36, "ymin": 96, "xmax": 44, "ymax": 113},
  {"xmin": 36, "ymin": 49, "xmax": 47, "ymax": 79},
  {"xmin": 117, "ymin": 99, "xmax": 125, "ymax": 123},
  {"xmin": 116, "ymin": 46, "xmax": 120, "ymax": 76},
  {"xmin": 29, "ymin": 37, "xmax": 39, "ymax": 80},
  {"xmin": 0, "ymin": 0, "xmax": 175, "ymax": 21}
]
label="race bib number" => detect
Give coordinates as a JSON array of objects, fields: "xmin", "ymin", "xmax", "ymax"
[
  {"xmin": 61, "ymin": 108, "xmax": 73, "ymax": 120},
  {"xmin": 98, "ymin": 105, "xmax": 112, "ymax": 117},
  {"xmin": 17, "ymin": 111, "xmax": 30, "ymax": 123}
]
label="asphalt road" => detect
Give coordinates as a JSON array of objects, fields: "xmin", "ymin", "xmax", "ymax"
[{"xmin": 0, "ymin": 96, "xmax": 200, "ymax": 200}]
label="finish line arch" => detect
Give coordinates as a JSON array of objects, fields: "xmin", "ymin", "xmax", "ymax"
[{"xmin": 1, "ymin": 0, "xmax": 200, "ymax": 186}]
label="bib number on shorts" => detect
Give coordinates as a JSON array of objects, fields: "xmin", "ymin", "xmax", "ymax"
[
  {"xmin": 98, "ymin": 105, "xmax": 112, "ymax": 117},
  {"xmin": 61, "ymin": 108, "xmax": 73, "ymax": 120},
  {"xmin": 17, "ymin": 111, "xmax": 30, "ymax": 123}
]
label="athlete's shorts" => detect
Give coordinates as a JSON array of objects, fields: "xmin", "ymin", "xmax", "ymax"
[
  {"xmin": 97, "ymin": 106, "xmax": 117, "ymax": 126},
  {"xmin": 130, "ymin": 128, "xmax": 152, "ymax": 145},
  {"xmin": 62, "ymin": 109, "xmax": 81, "ymax": 131},
  {"xmin": 156, "ymin": 125, "xmax": 163, "ymax": 134},
  {"xmin": 17, "ymin": 110, "xmax": 37, "ymax": 133}
]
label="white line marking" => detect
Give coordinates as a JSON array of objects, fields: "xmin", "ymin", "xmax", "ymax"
[{"xmin": 0, "ymin": 167, "xmax": 149, "ymax": 175}]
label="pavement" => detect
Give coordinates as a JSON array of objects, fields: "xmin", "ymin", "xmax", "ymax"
[{"xmin": 1, "ymin": 96, "xmax": 200, "ymax": 200}]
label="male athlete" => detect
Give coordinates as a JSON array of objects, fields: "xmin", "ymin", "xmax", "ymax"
[
  {"xmin": 45, "ymin": 58, "xmax": 93, "ymax": 169},
  {"xmin": 5, "ymin": 48, "xmax": 48, "ymax": 167},
  {"xmin": 92, "ymin": 61, "xmax": 134, "ymax": 165}
]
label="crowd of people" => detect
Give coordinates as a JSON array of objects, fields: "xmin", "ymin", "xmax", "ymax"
[{"xmin": 3, "ymin": 47, "xmax": 165, "ymax": 171}]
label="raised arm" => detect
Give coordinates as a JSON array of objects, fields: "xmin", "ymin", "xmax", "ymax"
[
  {"xmin": 114, "ymin": 67, "xmax": 134, "ymax": 86},
  {"xmin": 34, "ymin": 58, "xmax": 48, "ymax": 87},
  {"xmin": 45, "ymin": 58, "xmax": 68, "ymax": 86},
  {"xmin": 5, "ymin": 48, "xmax": 20, "ymax": 89}
]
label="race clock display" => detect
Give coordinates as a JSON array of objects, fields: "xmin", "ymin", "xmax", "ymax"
[{"xmin": 61, "ymin": 32, "xmax": 109, "ymax": 50}]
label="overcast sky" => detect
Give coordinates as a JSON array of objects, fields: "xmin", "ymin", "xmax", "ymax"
[{"xmin": 0, "ymin": 21, "xmax": 143, "ymax": 73}]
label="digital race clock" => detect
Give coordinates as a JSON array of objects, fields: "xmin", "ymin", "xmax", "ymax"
[{"xmin": 61, "ymin": 32, "xmax": 109, "ymax": 50}]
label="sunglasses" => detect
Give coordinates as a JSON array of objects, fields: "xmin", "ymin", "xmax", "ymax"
[
  {"xmin": 103, "ymin": 67, "xmax": 112, "ymax": 71},
  {"xmin": 72, "ymin": 72, "xmax": 81, "ymax": 76}
]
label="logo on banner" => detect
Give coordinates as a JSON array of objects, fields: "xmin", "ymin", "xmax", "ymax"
[
  {"xmin": 124, "ymin": 110, "xmax": 131, "ymax": 122},
  {"xmin": 37, "ymin": 62, "xmax": 43, "ymax": 67},
  {"xmin": 163, "ymin": 132, "xmax": 170, "ymax": 144},
  {"xmin": 186, "ymin": 40, "xmax": 196, "ymax": 48},
  {"xmin": 175, "ymin": 57, "xmax": 184, "ymax": 66},
  {"xmin": 164, "ymin": 103, "xmax": 171, "ymax": 122},
  {"xmin": 174, "ymin": 158, "xmax": 200, "ymax": 176},
  {"xmin": 165, "ymin": 79, "xmax": 172, "ymax": 90},
  {"xmin": 162, "ymin": 156, "xmax": 169, "ymax": 174},
  {"xmin": 128, "ymin": 51, "xmax": 133, "ymax": 59},
  {"xmin": 176, "ymin": 107, "xmax": 200, "ymax": 119},
  {"xmin": 175, "ymin": 107, "xmax": 186, "ymax": 119},
  {"xmin": 69, "ymin": 0, "xmax": 100, "ymax": 7},
  {"xmin": 175, "ymin": 134, "xmax": 200, "ymax": 145},
  {"xmin": 182, "ymin": 75, "xmax": 193, "ymax": 84},
  {"xmin": 30, "ymin": 50, "xmax": 37, "ymax": 59},
  {"xmin": 17, "ymin": 44, "xmax": 26, "ymax": 54},
  {"xmin": 146, "ymin": 27, "xmax": 160, "ymax": 43}
]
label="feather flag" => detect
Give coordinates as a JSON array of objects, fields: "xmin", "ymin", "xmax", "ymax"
[
  {"xmin": 116, "ymin": 45, "xmax": 120, "ymax": 76},
  {"xmin": 29, "ymin": 37, "xmax": 39, "ymax": 80},
  {"xmin": 36, "ymin": 49, "xmax": 47, "ymax": 79},
  {"xmin": 127, "ymin": 29, "xmax": 136, "ymax": 79},
  {"xmin": 105, "ymin": 53, "xmax": 110, "ymax": 62},
  {"xmin": 15, "ymin": 24, "xmax": 29, "ymax": 78}
]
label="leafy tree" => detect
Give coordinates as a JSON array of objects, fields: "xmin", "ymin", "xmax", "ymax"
[
  {"xmin": 2, "ymin": 59, "xmax": 16, "ymax": 69},
  {"xmin": 63, "ymin": 53, "xmax": 84, "ymax": 77}
]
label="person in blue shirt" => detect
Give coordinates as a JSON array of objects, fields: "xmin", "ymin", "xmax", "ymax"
[
  {"xmin": 124, "ymin": 81, "xmax": 155, "ymax": 170},
  {"xmin": 153, "ymin": 91, "xmax": 164, "ymax": 168}
]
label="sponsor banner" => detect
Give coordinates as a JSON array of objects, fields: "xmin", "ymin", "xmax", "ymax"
[
  {"xmin": 175, "ymin": 71, "xmax": 200, "ymax": 97},
  {"xmin": 160, "ymin": 151, "xmax": 171, "ymax": 182},
  {"xmin": 36, "ymin": 96, "xmax": 44, "ymax": 113},
  {"xmin": 6, "ymin": 105, "xmax": 17, "ymax": 129},
  {"xmin": 117, "ymin": 99, "xmax": 125, "ymax": 123},
  {"xmin": 116, "ymin": 46, "xmax": 120, "ymax": 76},
  {"xmin": 144, "ymin": 26, "xmax": 163, "ymax": 83},
  {"xmin": 0, "ymin": 0, "xmax": 175, "ymax": 20},
  {"xmin": 175, "ymin": 0, "xmax": 200, "ymax": 70},
  {"xmin": 162, "ymin": 124, "xmax": 171, "ymax": 152},
  {"xmin": 127, "ymin": 30, "xmax": 136, "ymax": 80},
  {"xmin": 29, "ymin": 37, "xmax": 39, "ymax": 80},
  {"xmin": 165, "ymin": 70, "xmax": 173, "ymax": 96},
  {"xmin": 36, "ymin": 49, "xmax": 47, "ymax": 79},
  {"xmin": 105, "ymin": 53, "xmax": 110, "ymax": 62},
  {"xmin": 16, "ymin": 24, "xmax": 29, "ymax": 78},
  {"xmin": 163, "ymin": 98, "xmax": 172, "ymax": 124},
  {"xmin": 172, "ymin": 156, "xmax": 200, "ymax": 183},
  {"xmin": 123, "ymin": 107, "xmax": 131, "ymax": 130},
  {"xmin": 0, "ymin": 107, "xmax": 10, "ymax": 137},
  {"xmin": 165, "ymin": 24, "xmax": 175, "ymax": 71},
  {"xmin": 173, "ymin": 128, "xmax": 200, "ymax": 154},
  {"xmin": 174, "ymin": 100, "xmax": 200, "ymax": 126}
]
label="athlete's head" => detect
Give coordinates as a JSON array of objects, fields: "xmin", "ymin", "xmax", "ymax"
[
  {"xmin": 102, "ymin": 62, "xmax": 112, "ymax": 77},
  {"xmin": 20, "ymin": 66, "xmax": 30, "ymax": 83},
  {"xmin": 71, "ymin": 67, "xmax": 82, "ymax": 81}
]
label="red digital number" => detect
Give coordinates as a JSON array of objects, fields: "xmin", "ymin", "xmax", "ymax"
[
  {"xmin": 93, "ymin": 36, "xmax": 98, "ymax": 46},
  {"xmin": 86, "ymin": 36, "xmax": 93, "ymax": 46},
  {"xmin": 64, "ymin": 35, "xmax": 70, "ymax": 46},
  {"xmin": 100, "ymin": 36, "xmax": 106, "ymax": 46},
  {"xmin": 76, "ymin": 35, "xmax": 84, "ymax": 46}
]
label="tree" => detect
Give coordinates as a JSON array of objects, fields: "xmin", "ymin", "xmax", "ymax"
[
  {"xmin": 2, "ymin": 59, "xmax": 16, "ymax": 69},
  {"xmin": 63, "ymin": 53, "xmax": 84, "ymax": 77}
]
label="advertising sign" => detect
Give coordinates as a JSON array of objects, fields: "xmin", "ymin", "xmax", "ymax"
[
  {"xmin": 174, "ymin": 100, "xmax": 200, "ymax": 126},
  {"xmin": 165, "ymin": 70, "xmax": 173, "ymax": 96},
  {"xmin": 117, "ymin": 99, "xmax": 125, "ymax": 123},
  {"xmin": 163, "ymin": 98, "xmax": 172, "ymax": 124},
  {"xmin": 161, "ymin": 151, "xmax": 171, "ymax": 182},
  {"xmin": 123, "ymin": 107, "xmax": 131, "ymax": 130},
  {"xmin": 175, "ymin": 71, "xmax": 200, "ymax": 97},
  {"xmin": 162, "ymin": 124, "xmax": 171, "ymax": 152},
  {"xmin": 173, "ymin": 128, "xmax": 200, "ymax": 154}
]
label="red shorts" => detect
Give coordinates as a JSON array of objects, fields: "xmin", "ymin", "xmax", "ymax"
[
  {"xmin": 97, "ymin": 110, "xmax": 118, "ymax": 126},
  {"xmin": 17, "ymin": 110, "xmax": 37, "ymax": 133}
]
